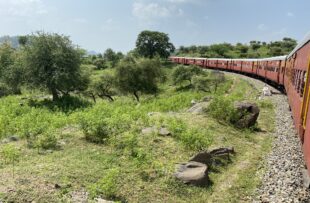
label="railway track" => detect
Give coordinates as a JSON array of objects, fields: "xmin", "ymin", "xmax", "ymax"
[{"xmin": 225, "ymin": 72, "xmax": 310, "ymax": 202}]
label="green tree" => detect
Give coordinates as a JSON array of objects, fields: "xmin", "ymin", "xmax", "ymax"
[
  {"xmin": 136, "ymin": 30, "xmax": 175, "ymax": 58},
  {"xmin": 24, "ymin": 32, "xmax": 89, "ymax": 101},
  {"xmin": 115, "ymin": 58, "xmax": 163, "ymax": 101},
  {"xmin": 172, "ymin": 65, "xmax": 205, "ymax": 86}
]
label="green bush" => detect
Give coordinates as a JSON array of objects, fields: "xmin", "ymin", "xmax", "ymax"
[
  {"xmin": 207, "ymin": 96, "xmax": 239, "ymax": 124},
  {"xmin": 80, "ymin": 116, "xmax": 111, "ymax": 144},
  {"xmin": 35, "ymin": 132, "xmax": 58, "ymax": 150},
  {"xmin": 88, "ymin": 168, "xmax": 119, "ymax": 199},
  {"xmin": 164, "ymin": 117, "xmax": 212, "ymax": 150}
]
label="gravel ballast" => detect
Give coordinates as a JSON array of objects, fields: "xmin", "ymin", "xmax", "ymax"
[{"xmin": 225, "ymin": 72, "xmax": 310, "ymax": 202}]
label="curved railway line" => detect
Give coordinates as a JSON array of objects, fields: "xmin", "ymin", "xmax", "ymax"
[{"xmin": 170, "ymin": 33, "xmax": 310, "ymax": 201}]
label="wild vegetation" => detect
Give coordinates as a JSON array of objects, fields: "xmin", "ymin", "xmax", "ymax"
[
  {"xmin": 0, "ymin": 30, "xmax": 276, "ymax": 202},
  {"xmin": 176, "ymin": 37, "xmax": 297, "ymax": 58}
]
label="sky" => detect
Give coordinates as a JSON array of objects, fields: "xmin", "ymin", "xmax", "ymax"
[{"xmin": 0, "ymin": 0, "xmax": 309, "ymax": 53}]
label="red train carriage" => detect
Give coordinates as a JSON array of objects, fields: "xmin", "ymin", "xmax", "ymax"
[
  {"xmin": 264, "ymin": 56, "xmax": 287, "ymax": 84},
  {"xmin": 241, "ymin": 59, "xmax": 256, "ymax": 74},
  {"xmin": 279, "ymin": 59, "xmax": 287, "ymax": 85},
  {"xmin": 217, "ymin": 59, "xmax": 230, "ymax": 70},
  {"xmin": 257, "ymin": 59, "xmax": 267, "ymax": 78},
  {"xmin": 194, "ymin": 58, "xmax": 206, "ymax": 67},
  {"xmin": 231, "ymin": 59, "xmax": 242, "ymax": 72},
  {"xmin": 283, "ymin": 34, "xmax": 310, "ymax": 177},
  {"xmin": 207, "ymin": 59, "xmax": 218, "ymax": 69}
]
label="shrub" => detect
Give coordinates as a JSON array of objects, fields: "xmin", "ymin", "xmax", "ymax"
[
  {"xmin": 0, "ymin": 144, "xmax": 21, "ymax": 177},
  {"xmin": 207, "ymin": 96, "xmax": 239, "ymax": 124},
  {"xmin": 171, "ymin": 65, "xmax": 206, "ymax": 86},
  {"xmin": 163, "ymin": 117, "xmax": 213, "ymax": 150},
  {"xmin": 80, "ymin": 117, "xmax": 111, "ymax": 144},
  {"xmin": 35, "ymin": 132, "xmax": 58, "ymax": 150},
  {"xmin": 192, "ymin": 75, "xmax": 211, "ymax": 92},
  {"xmin": 88, "ymin": 168, "xmax": 120, "ymax": 199}
]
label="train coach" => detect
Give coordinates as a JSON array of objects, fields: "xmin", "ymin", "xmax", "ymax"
[{"xmin": 169, "ymin": 33, "xmax": 310, "ymax": 178}]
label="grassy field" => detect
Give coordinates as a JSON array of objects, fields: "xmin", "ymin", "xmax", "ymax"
[{"xmin": 0, "ymin": 69, "xmax": 275, "ymax": 203}]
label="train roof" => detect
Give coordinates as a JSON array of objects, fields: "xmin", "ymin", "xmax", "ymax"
[
  {"xmin": 258, "ymin": 55, "xmax": 287, "ymax": 61},
  {"xmin": 288, "ymin": 32, "xmax": 310, "ymax": 58}
]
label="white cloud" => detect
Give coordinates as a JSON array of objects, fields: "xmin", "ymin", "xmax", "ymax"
[
  {"xmin": 257, "ymin": 24, "xmax": 267, "ymax": 31},
  {"xmin": 0, "ymin": 0, "xmax": 47, "ymax": 17},
  {"xmin": 132, "ymin": 1, "xmax": 184, "ymax": 25},
  {"xmin": 287, "ymin": 12, "xmax": 294, "ymax": 17},
  {"xmin": 133, "ymin": 2, "xmax": 171, "ymax": 19}
]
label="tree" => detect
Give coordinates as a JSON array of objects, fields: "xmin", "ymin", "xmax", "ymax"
[
  {"xmin": 172, "ymin": 65, "xmax": 205, "ymax": 86},
  {"xmin": 0, "ymin": 42, "xmax": 23, "ymax": 95},
  {"xmin": 24, "ymin": 32, "xmax": 89, "ymax": 101},
  {"xmin": 136, "ymin": 30, "xmax": 175, "ymax": 59},
  {"xmin": 103, "ymin": 48, "xmax": 123, "ymax": 68},
  {"xmin": 86, "ymin": 73, "xmax": 116, "ymax": 102},
  {"xmin": 115, "ymin": 58, "xmax": 163, "ymax": 101}
]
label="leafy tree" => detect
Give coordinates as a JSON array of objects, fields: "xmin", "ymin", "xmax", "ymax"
[
  {"xmin": 192, "ymin": 75, "xmax": 211, "ymax": 92},
  {"xmin": 18, "ymin": 36, "xmax": 28, "ymax": 46},
  {"xmin": 103, "ymin": 48, "xmax": 124, "ymax": 68},
  {"xmin": 136, "ymin": 30, "xmax": 175, "ymax": 58},
  {"xmin": 86, "ymin": 73, "xmax": 116, "ymax": 102},
  {"xmin": 172, "ymin": 65, "xmax": 205, "ymax": 86},
  {"xmin": 0, "ymin": 42, "xmax": 23, "ymax": 95},
  {"xmin": 23, "ymin": 32, "xmax": 89, "ymax": 101},
  {"xmin": 115, "ymin": 58, "xmax": 163, "ymax": 101},
  {"xmin": 93, "ymin": 58, "xmax": 107, "ymax": 70}
]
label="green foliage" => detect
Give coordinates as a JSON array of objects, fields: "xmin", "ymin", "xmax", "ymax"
[
  {"xmin": 192, "ymin": 75, "xmax": 211, "ymax": 92},
  {"xmin": 80, "ymin": 115, "xmax": 111, "ymax": 144},
  {"xmin": 88, "ymin": 168, "xmax": 120, "ymax": 199},
  {"xmin": 0, "ymin": 144, "xmax": 21, "ymax": 178},
  {"xmin": 115, "ymin": 58, "xmax": 163, "ymax": 101},
  {"xmin": 33, "ymin": 132, "xmax": 58, "ymax": 150},
  {"xmin": 163, "ymin": 117, "xmax": 213, "ymax": 150},
  {"xmin": 207, "ymin": 96, "xmax": 238, "ymax": 124},
  {"xmin": 0, "ymin": 42, "xmax": 23, "ymax": 95},
  {"xmin": 1, "ymin": 144, "xmax": 20, "ymax": 164},
  {"xmin": 93, "ymin": 58, "xmax": 107, "ymax": 70},
  {"xmin": 86, "ymin": 72, "xmax": 116, "ymax": 102},
  {"xmin": 136, "ymin": 30, "xmax": 175, "ymax": 58},
  {"xmin": 23, "ymin": 32, "xmax": 90, "ymax": 101},
  {"xmin": 171, "ymin": 65, "xmax": 206, "ymax": 86},
  {"xmin": 176, "ymin": 37, "xmax": 297, "ymax": 58},
  {"xmin": 103, "ymin": 48, "xmax": 123, "ymax": 68}
]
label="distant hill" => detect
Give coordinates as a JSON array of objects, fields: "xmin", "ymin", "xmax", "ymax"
[{"xmin": 0, "ymin": 36, "xmax": 19, "ymax": 48}]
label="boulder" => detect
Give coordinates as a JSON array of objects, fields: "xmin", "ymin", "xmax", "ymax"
[
  {"xmin": 234, "ymin": 102, "xmax": 260, "ymax": 128},
  {"xmin": 188, "ymin": 102, "xmax": 209, "ymax": 114},
  {"xmin": 189, "ymin": 151, "xmax": 212, "ymax": 165},
  {"xmin": 174, "ymin": 161, "xmax": 209, "ymax": 186},
  {"xmin": 141, "ymin": 127, "xmax": 157, "ymax": 135},
  {"xmin": 1, "ymin": 135, "xmax": 19, "ymax": 143},
  {"xmin": 189, "ymin": 147, "xmax": 235, "ymax": 165},
  {"xmin": 201, "ymin": 96, "xmax": 213, "ymax": 102},
  {"xmin": 158, "ymin": 128, "xmax": 171, "ymax": 136}
]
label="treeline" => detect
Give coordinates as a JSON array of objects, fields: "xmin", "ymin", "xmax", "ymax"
[
  {"xmin": 176, "ymin": 38, "xmax": 297, "ymax": 58},
  {"xmin": 0, "ymin": 30, "xmax": 175, "ymax": 102}
]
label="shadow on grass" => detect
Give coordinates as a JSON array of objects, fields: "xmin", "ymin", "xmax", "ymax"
[{"xmin": 28, "ymin": 95, "xmax": 92, "ymax": 113}]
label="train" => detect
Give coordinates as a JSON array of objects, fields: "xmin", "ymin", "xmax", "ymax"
[{"xmin": 170, "ymin": 33, "xmax": 310, "ymax": 178}]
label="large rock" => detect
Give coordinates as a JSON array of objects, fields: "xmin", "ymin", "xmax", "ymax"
[
  {"xmin": 174, "ymin": 161, "xmax": 209, "ymax": 186},
  {"xmin": 188, "ymin": 102, "xmax": 210, "ymax": 114},
  {"xmin": 234, "ymin": 102, "xmax": 260, "ymax": 128},
  {"xmin": 189, "ymin": 147, "xmax": 235, "ymax": 166}
]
